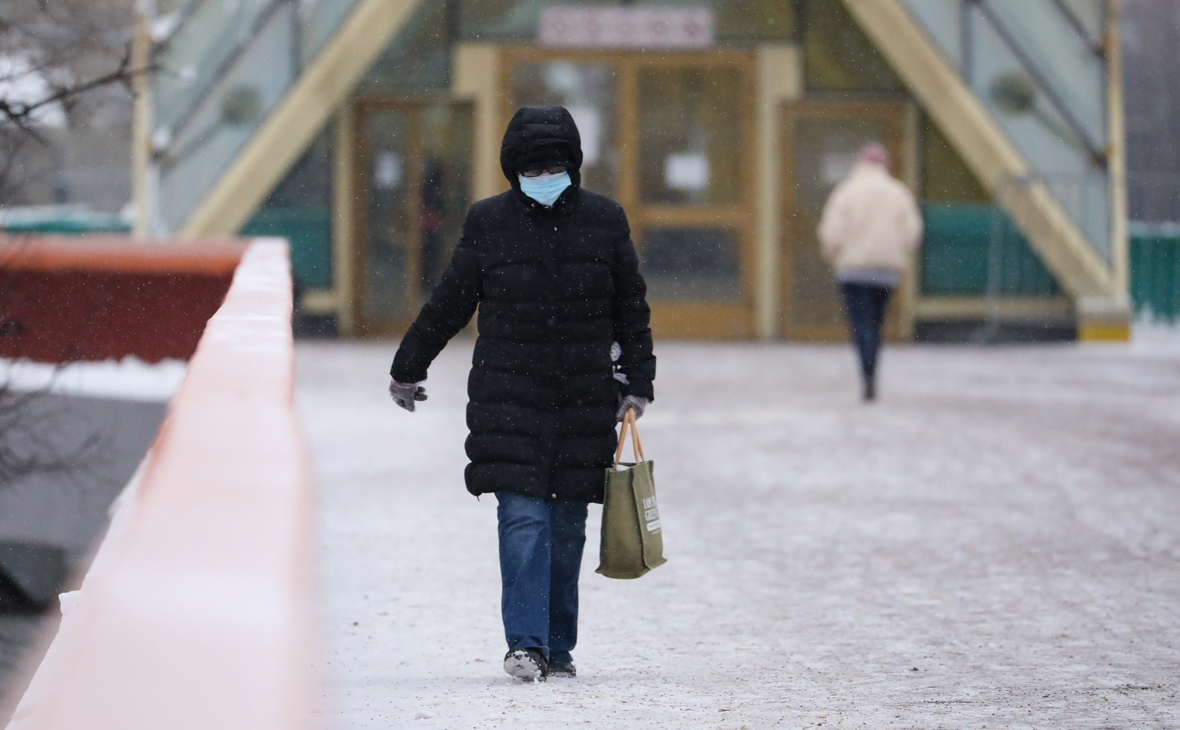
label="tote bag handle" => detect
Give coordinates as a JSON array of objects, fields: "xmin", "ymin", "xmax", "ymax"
[{"xmin": 613, "ymin": 407, "xmax": 646, "ymax": 465}]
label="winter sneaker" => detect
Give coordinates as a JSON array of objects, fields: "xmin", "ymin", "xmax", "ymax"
[
  {"xmin": 548, "ymin": 659, "xmax": 576, "ymax": 678},
  {"xmin": 503, "ymin": 649, "xmax": 548, "ymax": 682}
]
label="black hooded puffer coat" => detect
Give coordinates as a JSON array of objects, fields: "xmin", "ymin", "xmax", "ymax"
[{"xmin": 390, "ymin": 106, "xmax": 655, "ymax": 503}]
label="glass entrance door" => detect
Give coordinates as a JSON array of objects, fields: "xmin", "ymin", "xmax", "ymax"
[
  {"xmin": 779, "ymin": 101, "xmax": 908, "ymax": 341},
  {"xmin": 507, "ymin": 50, "xmax": 757, "ymax": 339},
  {"xmin": 353, "ymin": 100, "xmax": 472, "ymax": 335}
]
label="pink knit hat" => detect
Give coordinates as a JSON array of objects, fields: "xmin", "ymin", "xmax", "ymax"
[{"xmin": 857, "ymin": 142, "xmax": 889, "ymax": 167}]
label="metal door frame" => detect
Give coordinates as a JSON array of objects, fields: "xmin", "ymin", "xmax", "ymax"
[
  {"xmin": 778, "ymin": 99, "xmax": 910, "ymax": 342},
  {"xmin": 350, "ymin": 96, "xmax": 471, "ymax": 337},
  {"xmin": 500, "ymin": 47, "xmax": 760, "ymax": 339}
]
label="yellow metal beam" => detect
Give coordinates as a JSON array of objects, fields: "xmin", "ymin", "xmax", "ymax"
[
  {"xmin": 1106, "ymin": 0, "xmax": 1129, "ymax": 298},
  {"xmin": 332, "ymin": 107, "xmax": 356, "ymax": 334},
  {"xmin": 1078, "ymin": 322, "xmax": 1131, "ymax": 342},
  {"xmin": 453, "ymin": 44, "xmax": 507, "ymax": 204},
  {"xmin": 897, "ymin": 102, "xmax": 921, "ymax": 342},
  {"xmin": 840, "ymin": 0, "xmax": 1116, "ymax": 300},
  {"xmin": 1083, "ymin": 0, "xmax": 1131, "ymax": 342},
  {"xmin": 914, "ymin": 296, "xmax": 1074, "ymax": 320},
  {"xmin": 179, "ymin": 0, "xmax": 422, "ymax": 237}
]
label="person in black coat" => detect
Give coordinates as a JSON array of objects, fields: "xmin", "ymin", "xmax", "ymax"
[{"xmin": 387, "ymin": 106, "xmax": 656, "ymax": 681}]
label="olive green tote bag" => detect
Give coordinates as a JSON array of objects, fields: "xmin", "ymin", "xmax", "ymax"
[{"xmin": 596, "ymin": 408, "xmax": 666, "ymax": 579}]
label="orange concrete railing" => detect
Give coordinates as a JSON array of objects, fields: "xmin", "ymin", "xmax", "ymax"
[{"xmin": 5, "ymin": 239, "xmax": 318, "ymax": 730}]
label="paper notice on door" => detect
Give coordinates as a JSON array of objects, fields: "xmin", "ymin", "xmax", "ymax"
[
  {"xmin": 665, "ymin": 152, "xmax": 709, "ymax": 191},
  {"xmin": 821, "ymin": 151, "xmax": 856, "ymax": 186},
  {"xmin": 567, "ymin": 106, "xmax": 601, "ymax": 166},
  {"xmin": 374, "ymin": 151, "xmax": 403, "ymax": 189}
]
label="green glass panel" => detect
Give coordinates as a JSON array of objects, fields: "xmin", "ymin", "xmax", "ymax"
[
  {"xmin": 898, "ymin": 0, "xmax": 1112, "ymax": 262},
  {"xmin": 922, "ymin": 117, "xmax": 989, "ymax": 204},
  {"xmin": 359, "ymin": 2, "xmax": 451, "ymax": 94},
  {"xmin": 158, "ymin": 3, "xmax": 299, "ymax": 232},
  {"xmin": 302, "ymin": 0, "xmax": 365, "ymax": 64},
  {"xmin": 151, "ymin": 0, "xmax": 368, "ymax": 233},
  {"xmin": 803, "ymin": 0, "xmax": 903, "ymax": 92},
  {"xmin": 153, "ymin": 0, "xmax": 275, "ymax": 132},
  {"xmin": 1060, "ymin": 0, "xmax": 1106, "ymax": 44},
  {"xmin": 901, "ymin": 0, "xmax": 963, "ymax": 69},
  {"xmin": 156, "ymin": 0, "xmax": 193, "ymax": 16},
  {"xmin": 969, "ymin": 7, "xmax": 1110, "ymax": 261},
  {"xmin": 987, "ymin": 0, "xmax": 1106, "ymax": 150}
]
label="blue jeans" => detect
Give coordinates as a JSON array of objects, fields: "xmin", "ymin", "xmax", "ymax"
[
  {"xmin": 496, "ymin": 492, "xmax": 588, "ymax": 663},
  {"xmin": 841, "ymin": 283, "xmax": 893, "ymax": 388}
]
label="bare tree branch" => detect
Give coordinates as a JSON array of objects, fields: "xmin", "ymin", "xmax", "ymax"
[
  {"xmin": 0, "ymin": 236, "xmax": 107, "ymax": 490},
  {"xmin": 0, "ymin": 3, "xmax": 131, "ymax": 490},
  {"xmin": 0, "ymin": 0, "xmax": 144, "ymax": 199},
  {"xmin": 0, "ymin": 44, "xmax": 139, "ymax": 141}
]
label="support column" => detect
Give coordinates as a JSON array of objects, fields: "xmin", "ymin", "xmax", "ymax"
[
  {"xmin": 1080, "ymin": 0, "xmax": 1132, "ymax": 342},
  {"xmin": 453, "ymin": 44, "xmax": 505, "ymax": 203},
  {"xmin": 754, "ymin": 46, "xmax": 803, "ymax": 341},
  {"xmin": 333, "ymin": 107, "xmax": 357, "ymax": 336},
  {"xmin": 897, "ymin": 102, "xmax": 921, "ymax": 342},
  {"xmin": 131, "ymin": 12, "xmax": 154, "ymax": 238}
]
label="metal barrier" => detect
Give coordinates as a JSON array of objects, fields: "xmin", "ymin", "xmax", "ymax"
[
  {"xmin": 4, "ymin": 239, "xmax": 318, "ymax": 730},
  {"xmin": 1130, "ymin": 222, "xmax": 1180, "ymax": 323}
]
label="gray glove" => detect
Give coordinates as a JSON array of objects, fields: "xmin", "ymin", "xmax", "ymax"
[
  {"xmin": 616, "ymin": 394, "xmax": 649, "ymax": 422},
  {"xmin": 389, "ymin": 379, "xmax": 427, "ymax": 412},
  {"xmin": 611, "ymin": 341, "xmax": 630, "ymax": 385}
]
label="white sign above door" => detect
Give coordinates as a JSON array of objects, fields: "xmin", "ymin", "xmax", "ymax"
[{"xmin": 538, "ymin": 7, "xmax": 714, "ymax": 50}]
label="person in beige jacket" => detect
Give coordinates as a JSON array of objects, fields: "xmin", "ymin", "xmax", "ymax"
[{"xmin": 817, "ymin": 142, "xmax": 923, "ymax": 401}]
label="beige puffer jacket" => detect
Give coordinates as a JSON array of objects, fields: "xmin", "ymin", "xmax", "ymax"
[{"xmin": 817, "ymin": 163, "xmax": 923, "ymax": 274}]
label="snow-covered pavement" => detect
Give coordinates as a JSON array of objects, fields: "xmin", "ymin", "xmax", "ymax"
[{"xmin": 297, "ymin": 340, "xmax": 1180, "ymax": 729}]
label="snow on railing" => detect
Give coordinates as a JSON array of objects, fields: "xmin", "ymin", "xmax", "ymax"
[{"xmin": 4, "ymin": 239, "xmax": 318, "ymax": 730}]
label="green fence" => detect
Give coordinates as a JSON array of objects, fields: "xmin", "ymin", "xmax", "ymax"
[
  {"xmin": 1130, "ymin": 223, "xmax": 1180, "ymax": 322},
  {"xmin": 0, "ymin": 206, "xmax": 131, "ymax": 235},
  {"xmin": 241, "ymin": 207, "xmax": 332, "ymax": 290},
  {"xmin": 920, "ymin": 203, "xmax": 1061, "ymax": 297}
]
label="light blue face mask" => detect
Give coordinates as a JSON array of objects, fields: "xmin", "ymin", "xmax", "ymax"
[{"xmin": 518, "ymin": 171, "xmax": 572, "ymax": 207}]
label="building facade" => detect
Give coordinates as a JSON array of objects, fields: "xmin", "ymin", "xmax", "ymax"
[{"xmin": 136, "ymin": 0, "xmax": 1129, "ymax": 341}]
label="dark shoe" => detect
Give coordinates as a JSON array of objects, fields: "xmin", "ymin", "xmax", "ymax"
[
  {"xmin": 503, "ymin": 648, "xmax": 547, "ymax": 682},
  {"xmin": 863, "ymin": 381, "xmax": 876, "ymax": 402},
  {"xmin": 548, "ymin": 659, "xmax": 576, "ymax": 678}
]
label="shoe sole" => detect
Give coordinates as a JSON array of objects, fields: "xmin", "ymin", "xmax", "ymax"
[{"xmin": 503, "ymin": 654, "xmax": 545, "ymax": 682}]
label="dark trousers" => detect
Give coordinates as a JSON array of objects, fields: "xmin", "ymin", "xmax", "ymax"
[
  {"xmin": 496, "ymin": 491, "xmax": 588, "ymax": 663},
  {"xmin": 840, "ymin": 283, "xmax": 893, "ymax": 389}
]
